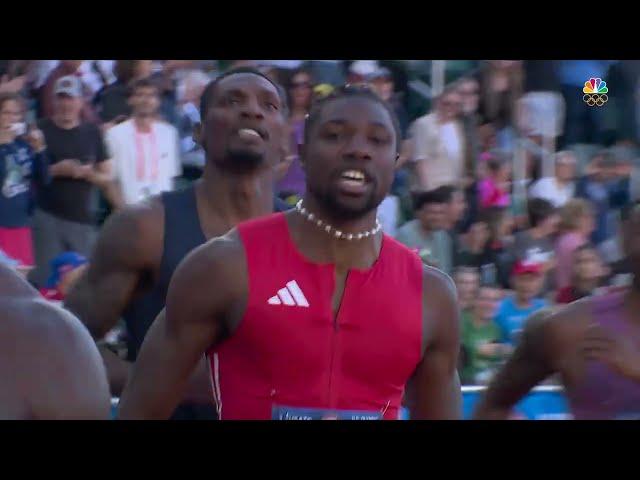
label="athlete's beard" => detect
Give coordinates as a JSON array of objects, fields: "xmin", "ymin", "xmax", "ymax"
[
  {"xmin": 216, "ymin": 148, "xmax": 265, "ymax": 175},
  {"xmin": 307, "ymin": 181, "xmax": 383, "ymax": 222}
]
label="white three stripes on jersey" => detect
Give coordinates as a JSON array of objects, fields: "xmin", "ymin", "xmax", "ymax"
[{"xmin": 267, "ymin": 280, "xmax": 309, "ymax": 307}]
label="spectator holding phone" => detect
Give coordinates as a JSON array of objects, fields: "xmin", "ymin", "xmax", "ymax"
[
  {"xmin": 30, "ymin": 76, "xmax": 112, "ymax": 287},
  {"xmin": 0, "ymin": 92, "xmax": 48, "ymax": 270}
]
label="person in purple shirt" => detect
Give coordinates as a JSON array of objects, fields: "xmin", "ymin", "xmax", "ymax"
[
  {"xmin": 475, "ymin": 200, "xmax": 640, "ymax": 420},
  {"xmin": 276, "ymin": 68, "xmax": 314, "ymax": 204}
]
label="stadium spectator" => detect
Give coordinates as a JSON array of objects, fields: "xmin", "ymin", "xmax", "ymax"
[
  {"xmin": 508, "ymin": 198, "xmax": 559, "ymax": 283},
  {"xmin": 455, "ymin": 206, "xmax": 514, "ymax": 288},
  {"xmin": 0, "ymin": 93, "xmax": 48, "ymax": 269},
  {"xmin": 494, "ymin": 260, "xmax": 548, "ymax": 346},
  {"xmin": 478, "ymin": 151, "xmax": 511, "ymax": 209},
  {"xmin": 453, "ymin": 266, "xmax": 480, "ymax": 313},
  {"xmin": 456, "ymin": 76, "xmax": 482, "ymax": 184},
  {"xmin": 30, "ymin": 76, "xmax": 111, "ymax": 286},
  {"xmin": 176, "ymin": 70, "xmax": 210, "ymax": 178},
  {"xmin": 554, "ymin": 198, "xmax": 596, "ymax": 290},
  {"xmin": 556, "ymin": 243, "xmax": 609, "ymax": 304},
  {"xmin": 94, "ymin": 60, "xmax": 154, "ymax": 125},
  {"xmin": 396, "ymin": 189, "xmax": 453, "ymax": 274},
  {"xmin": 40, "ymin": 61, "xmax": 99, "ymax": 123},
  {"xmin": 461, "ymin": 285, "xmax": 510, "ymax": 385},
  {"xmin": 477, "ymin": 61, "xmax": 523, "ymax": 151},
  {"xmin": 528, "ymin": 150, "xmax": 577, "ymax": 208},
  {"xmin": 276, "ymin": 67, "xmax": 314, "ymax": 203},
  {"xmin": 105, "ymin": 78, "xmax": 181, "ymax": 207},
  {"xmin": 410, "ymin": 86, "xmax": 466, "ymax": 191},
  {"xmin": 368, "ymin": 67, "xmax": 409, "ymax": 138},
  {"xmin": 433, "ymin": 184, "xmax": 467, "ymax": 257},
  {"xmin": 575, "ymin": 150, "xmax": 630, "ymax": 246}
]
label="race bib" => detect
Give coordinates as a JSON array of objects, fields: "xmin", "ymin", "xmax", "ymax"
[{"xmin": 272, "ymin": 405, "xmax": 383, "ymax": 421}]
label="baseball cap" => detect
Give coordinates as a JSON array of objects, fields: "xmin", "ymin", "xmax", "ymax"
[
  {"xmin": 46, "ymin": 252, "xmax": 88, "ymax": 289},
  {"xmin": 349, "ymin": 60, "xmax": 379, "ymax": 77},
  {"xmin": 512, "ymin": 260, "xmax": 543, "ymax": 276},
  {"xmin": 54, "ymin": 75, "xmax": 83, "ymax": 98}
]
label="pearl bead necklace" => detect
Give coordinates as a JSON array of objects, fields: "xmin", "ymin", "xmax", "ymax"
[{"xmin": 295, "ymin": 199, "xmax": 382, "ymax": 241}]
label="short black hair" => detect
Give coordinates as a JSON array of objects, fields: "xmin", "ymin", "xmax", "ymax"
[
  {"xmin": 412, "ymin": 188, "xmax": 448, "ymax": 211},
  {"xmin": 127, "ymin": 77, "xmax": 159, "ymax": 98},
  {"xmin": 303, "ymin": 83, "xmax": 401, "ymax": 153},
  {"xmin": 432, "ymin": 185, "xmax": 460, "ymax": 204},
  {"xmin": 199, "ymin": 67, "xmax": 288, "ymax": 119},
  {"xmin": 527, "ymin": 198, "xmax": 556, "ymax": 227}
]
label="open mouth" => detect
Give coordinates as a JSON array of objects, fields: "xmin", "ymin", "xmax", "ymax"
[
  {"xmin": 336, "ymin": 169, "xmax": 370, "ymax": 195},
  {"xmin": 237, "ymin": 127, "xmax": 266, "ymax": 141}
]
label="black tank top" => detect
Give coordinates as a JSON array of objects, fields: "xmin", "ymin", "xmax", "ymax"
[
  {"xmin": 121, "ymin": 186, "xmax": 215, "ymax": 420},
  {"xmin": 122, "ymin": 186, "xmax": 206, "ymax": 361}
]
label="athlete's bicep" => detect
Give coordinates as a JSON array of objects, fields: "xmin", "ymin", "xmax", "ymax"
[
  {"xmin": 406, "ymin": 267, "xmax": 462, "ymax": 420},
  {"xmin": 473, "ymin": 308, "xmax": 556, "ymax": 419},
  {"xmin": 118, "ymin": 234, "xmax": 244, "ymax": 419},
  {"xmin": 65, "ymin": 204, "xmax": 161, "ymax": 339}
]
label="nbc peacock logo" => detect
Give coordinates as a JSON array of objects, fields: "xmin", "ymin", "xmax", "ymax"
[{"xmin": 582, "ymin": 77, "xmax": 609, "ymax": 107}]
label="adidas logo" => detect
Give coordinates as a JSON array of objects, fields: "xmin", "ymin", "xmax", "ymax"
[{"xmin": 267, "ymin": 280, "xmax": 309, "ymax": 307}]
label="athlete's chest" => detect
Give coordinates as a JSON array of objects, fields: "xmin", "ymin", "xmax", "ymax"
[{"xmin": 235, "ymin": 264, "xmax": 422, "ymax": 387}]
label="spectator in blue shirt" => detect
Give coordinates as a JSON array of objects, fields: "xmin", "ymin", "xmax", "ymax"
[
  {"xmin": 494, "ymin": 260, "xmax": 548, "ymax": 346},
  {"xmin": 575, "ymin": 150, "xmax": 631, "ymax": 245},
  {"xmin": 0, "ymin": 92, "xmax": 49, "ymax": 267}
]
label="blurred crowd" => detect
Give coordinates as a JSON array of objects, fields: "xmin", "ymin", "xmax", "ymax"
[{"xmin": 1, "ymin": 59, "xmax": 640, "ymax": 386}]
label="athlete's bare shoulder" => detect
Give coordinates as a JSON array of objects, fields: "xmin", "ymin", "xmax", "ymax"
[
  {"xmin": 0, "ymin": 271, "xmax": 110, "ymax": 419},
  {"xmin": 99, "ymin": 196, "xmax": 164, "ymax": 260}
]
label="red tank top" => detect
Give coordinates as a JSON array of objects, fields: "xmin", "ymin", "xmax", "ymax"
[{"xmin": 206, "ymin": 213, "xmax": 423, "ymax": 420}]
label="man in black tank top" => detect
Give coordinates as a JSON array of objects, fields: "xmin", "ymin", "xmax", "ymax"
[{"xmin": 65, "ymin": 67, "xmax": 291, "ymax": 419}]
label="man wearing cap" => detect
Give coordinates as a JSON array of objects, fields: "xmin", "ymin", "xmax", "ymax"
[
  {"xmin": 30, "ymin": 75, "xmax": 112, "ymax": 287},
  {"xmin": 40, "ymin": 60, "xmax": 99, "ymax": 123},
  {"xmin": 493, "ymin": 260, "xmax": 548, "ymax": 347}
]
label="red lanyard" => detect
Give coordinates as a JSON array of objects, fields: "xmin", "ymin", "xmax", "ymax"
[{"xmin": 134, "ymin": 125, "xmax": 159, "ymax": 183}]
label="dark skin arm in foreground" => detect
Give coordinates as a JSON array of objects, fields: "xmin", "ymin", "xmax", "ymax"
[
  {"xmin": 473, "ymin": 307, "xmax": 564, "ymax": 419},
  {"xmin": 118, "ymin": 231, "xmax": 246, "ymax": 419},
  {"xmin": 0, "ymin": 266, "xmax": 110, "ymax": 419},
  {"xmin": 404, "ymin": 266, "xmax": 462, "ymax": 420},
  {"xmin": 65, "ymin": 202, "xmax": 215, "ymax": 402}
]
